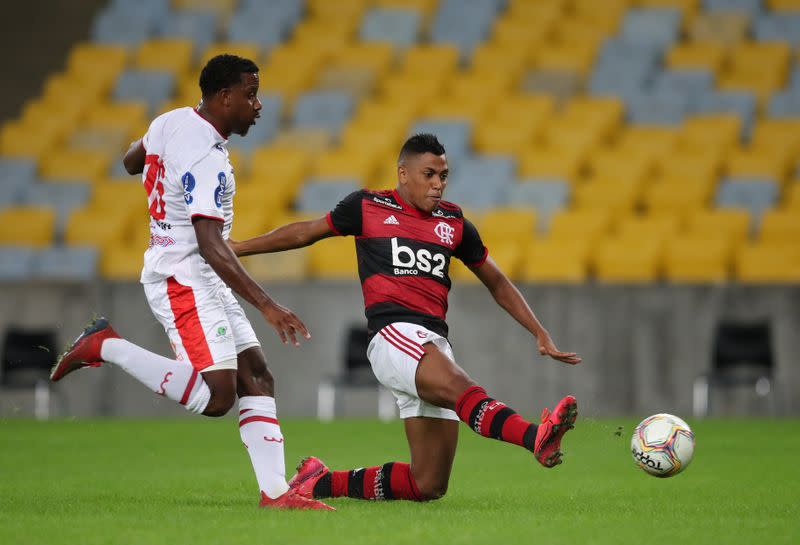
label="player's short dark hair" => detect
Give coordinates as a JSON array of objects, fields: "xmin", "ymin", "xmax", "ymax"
[
  {"xmin": 199, "ymin": 54, "xmax": 259, "ymax": 98},
  {"xmin": 398, "ymin": 133, "xmax": 446, "ymax": 164}
]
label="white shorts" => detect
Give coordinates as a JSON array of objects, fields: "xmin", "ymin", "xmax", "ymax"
[
  {"xmin": 367, "ymin": 322, "xmax": 459, "ymax": 421},
  {"xmin": 143, "ymin": 276, "xmax": 260, "ymax": 372}
]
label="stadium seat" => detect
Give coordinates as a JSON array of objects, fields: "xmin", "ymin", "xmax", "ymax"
[
  {"xmin": 679, "ymin": 114, "xmax": 743, "ymax": 152},
  {"xmin": 430, "ymin": 0, "xmax": 501, "ymax": 59},
  {"xmin": 21, "ymin": 183, "xmax": 91, "ymax": 235},
  {"xmin": 621, "ymin": 8, "xmax": 682, "ymax": 49},
  {"xmin": 360, "ymin": 7, "xmax": 421, "ymax": 48},
  {"xmin": 32, "ymin": 247, "xmax": 98, "ymax": 281},
  {"xmin": 241, "ymin": 250, "xmax": 309, "ymax": 282},
  {"xmin": 592, "ymin": 238, "xmax": 662, "ymax": 283},
  {"xmin": 654, "ymin": 70, "xmax": 716, "ymax": 104},
  {"xmin": 0, "ymin": 247, "xmax": 37, "ymax": 280},
  {"xmin": 663, "ymin": 235, "xmax": 732, "ymax": 282},
  {"xmin": 614, "ymin": 214, "xmax": 682, "ymax": 246},
  {"xmin": 627, "ymin": 91, "xmax": 690, "ymax": 125},
  {"xmin": 100, "ymin": 245, "xmax": 146, "ymax": 281},
  {"xmin": 506, "ymin": 180, "xmax": 570, "ymax": 227},
  {"xmin": 586, "ymin": 150, "xmax": 653, "ymax": 187},
  {"xmin": 470, "ymin": 44, "xmax": 528, "ymax": 81},
  {"xmin": 547, "ymin": 209, "xmax": 613, "ymax": 245},
  {"xmin": 91, "ymin": 3, "xmax": 161, "ymax": 46},
  {"xmin": 693, "ymin": 92, "xmax": 756, "ymax": 136},
  {"xmin": 758, "ymin": 209, "xmax": 800, "ymax": 243},
  {"xmin": 113, "ymin": 70, "xmax": 175, "ymax": 115},
  {"xmin": 64, "ymin": 206, "xmax": 132, "ymax": 250},
  {"xmin": 307, "ymin": 236, "xmax": 359, "ymax": 279},
  {"xmin": 519, "ymin": 239, "xmax": 590, "ymax": 283},
  {"xmin": 522, "ymin": 69, "xmax": 584, "ymax": 101},
  {"xmin": 643, "ymin": 181, "xmax": 713, "ymax": 214},
  {"xmin": 725, "ymin": 147, "xmax": 789, "ymax": 182},
  {"xmin": 543, "ymin": 119, "xmax": 608, "ymax": 155},
  {"xmin": 313, "ymin": 148, "xmax": 381, "ymax": 182},
  {"xmin": 572, "ymin": 181, "xmax": 639, "ymax": 213},
  {"xmin": 768, "ymin": 90, "xmax": 800, "ymax": 118},
  {"xmin": 735, "ymin": 242, "xmax": 800, "ymax": 282},
  {"xmin": 293, "ymin": 92, "xmax": 355, "ymax": 135},
  {"xmin": 518, "ymin": 146, "xmax": 585, "ymax": 184},
  {"xmin": 532, "ymin": 42, "xmax": 599, "ymax": 76},
  {"xmin": 38, "ymin": 150, "xmax": 110, "ymax": 185},
  {"xmin": 613, "ymin": 127, "xmax": 679, "ymax": 158},
  {"xmin": 134, "ymin": 39, "xmax": 194, "ymax": 74},
  {"xmin": 67, "ymin": 43, "xmax": 129, "ymax": 79},
  {"xmin": 297, "ymin": 180, "xmax": 362, "ymax": 213},
  {"xmin": 687, "ymin": 11, "xmax": 751, "ymax": 44},
  {"xmin": 715, "ymin": 178, "xmax": 779, "ymax": 218},
  {"xmin": 0, "ymin": 207, "xmax": 56, "ymax": 248},
  {"xmin": 703, "ymin": 0, "xmax": 762, "ymax": 15},
  {"xmin": 409, "ymin": 120, "xmax": 472, "ymax": 164},
  {"xmin": 666, "ymin": 42, "xmax": 727, "ymax": 73},
  {"xmin": 685, "ymin": 208, "xmax": 752, "ymax": 247},
  {"xmin": 478, "ymin": 207, "xmax": 537, "ymax": 243},
  {"xmin": 156, "ymin": 10, "xmax": 219, "ymax": 55},
  {"xmin": 0, "ymin": 158, "xmax": 36, "ymax": 203},
  {"xmin": 784, "ymin": 181, "xmax": 800, "ymax": 208}
]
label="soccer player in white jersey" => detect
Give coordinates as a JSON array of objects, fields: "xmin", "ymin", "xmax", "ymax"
[{"xmin": 50, "ymin": 55, "xmax": 332, "ymax": 511}]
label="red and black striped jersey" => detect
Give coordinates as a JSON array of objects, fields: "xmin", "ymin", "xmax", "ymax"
[{"xmin": 326, "ymin": 189, "xmax": 488, "ymax": 339}]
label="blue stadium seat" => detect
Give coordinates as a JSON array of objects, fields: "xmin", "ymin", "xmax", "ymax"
[
  {"xmin": 703, "ymin": 0, "xmax": 763, "ymax": 15},
  {"xmin": 443, "ymin": 179, "xmax": 507, "ymax": 209},
  {"xmin": 653, "ymin": 70, "xmax": 715, "ymax": 103},
  {"xmin": 293, "ymin": 92, "xmax": 354, "ymax": 135},
  {"xmin": 454, "ymin": 156, "xmax": 516, "ymax": 189},
  {"xmin": 32, "ymin": 246, "xmax": 98, "ymax": 281},
  {"xmin": 627, "ymin": 91, "xmax": 690, "ymax": 125},
  {"xmin": 430, "ymin": 0, "xmax": 503, "ymax": 59},
  {"xmin": 227, "ymin": 1, "xmax": 299, "ymax": 47},
  {"xmin": 0, "ymin": 159, "xmax": 36, "ymax": 207},
  {"xmin": 90, "ymin": 9, "xmax": 158, "ymax": 46},
  {"xmin": 21, "ymin": 182, "xmax": 90, "ymax": 236},
  {"xmin": 360, "ymin": 8, "xmax": 421, "ymax": 48},
  {"xmin": 621, "ymin": 9, "xmax": 682, "ymax": 50},
  {"xmin": 754, "ymin": 13, "xmax": 800, "ymax": 44},
  {"xmin": 296, "ymin": 179, "xmax": 361, "ymax": 213},
  {"xmin": 409, "ymin": 120, "xmax": 472, "ymax": 164},
  {"xmin": 716, "ymin": 178, "xmax": 779, "ymax": 219},
  {"xmin": 240, "ymin": 0, "xmax": 304, "ymax": 24},
  {"xmin": 113, "ymin": 70, "xmax": 175, "ymax": 115},
  {"xmin": 228, "ymin": 94, "xmax": 282, "ymax": 152},
  {"xmin": 768, "ymin": 90, "xmax": 800, "ymax": 118},
  {"xmin": 157, "ymin": 10, "xmax": 219, "ymax": 55},
  {"xmin": 694, "ymin": 91, "xmax": 756, "ymax": 136},
  {"xmin": 589, "ymin": 66, "xmax": 652, "ymax": 101},
  {"xmin": 507, "ymin": 179, "xmax": 570, "ymax": 231},
  {"xmin": 0, "ymin": 247, "xmax": 37, "ymax": 281}
]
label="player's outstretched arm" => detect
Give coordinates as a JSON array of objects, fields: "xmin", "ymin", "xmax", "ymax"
[
  {"xmin": 123, "ymin": 138, "xmax": 146, "ymax": 175},
  {"xmin": 469, "ymin": 257, "xmax": 581, "ymax": 365},
  {"xmin": 194, "ymin": 217, "xmax": 311, "ymax": 346},
  {"xmin": 229, "ymin": 216, "xmax": 335, "ymax": 257}
]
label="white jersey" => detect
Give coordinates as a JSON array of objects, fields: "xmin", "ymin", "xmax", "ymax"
[{"xmin": 139, "ymin": 107, "xmax": 236, "ymax": 285}]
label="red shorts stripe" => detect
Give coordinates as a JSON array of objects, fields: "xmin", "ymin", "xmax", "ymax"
[
  {"xmin": 166, "ymin": 277, "xmax": 215, "ymax": 371},
  {"xmin": 239, "ymin": 415, "xmax": 280, "ymax": 428},
  {"xmin": 383, "ymin": 326, "xmax": 425, "ymax": 359},
  {"xmin": 380, "ymin": 330, "xmax": 424, "ymax": 361},
  {"xmin": 386, "ymin": 325, "xmax": 425, "ymax": 351},
  {"xmin": 179, "ymin": 369, "xmax": 199, "ymax": 405}
]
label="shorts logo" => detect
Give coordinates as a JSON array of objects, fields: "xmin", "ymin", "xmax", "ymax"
[
  {"xmin": 214, "ymin": 172, "xmax": 227, "ymax": 208},
  {"xmin": 416, "ymin": 330, "xmax": 427, "ymax": 339},
  {"xmin": 182, "ymin": 172, "xmax": 195, "ymax": 204},
  {"xmin": 434, "ymin": 222, "xmax": 455, "ymax": 245},
  {"xmin": 217, "ymin": 326, "xmax": 227, "ymax": 336}
]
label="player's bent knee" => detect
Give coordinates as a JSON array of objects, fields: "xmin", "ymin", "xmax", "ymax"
[
  {"xmin": 203, "ymin": 392, "xmax": 235, "ymax": 417},
  {"xmin": 414, "ymin": 478, "xmax": 449, "ymax": 501}
]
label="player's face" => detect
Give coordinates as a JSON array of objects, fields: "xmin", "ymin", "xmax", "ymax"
[
  {"xmin": 227, "ymin": 72, "xmax": 261, "ymax": 137},
  {"xmin": 398, "ymin": 152, "xmax": 449, "ymax": 213}
]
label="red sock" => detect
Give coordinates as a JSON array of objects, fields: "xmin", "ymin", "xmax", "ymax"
[
  {"xmin": 315, "ymin": 462, "xmax": 421, "ymax": 501},
  {"xmin": 455, "ymin": 385, "xmax": 538, "ymax": 451}
]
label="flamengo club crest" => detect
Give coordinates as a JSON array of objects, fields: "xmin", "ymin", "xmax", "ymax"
[{"xmin": 434, "ymin": 221, "xmax": 455, "ymax": 245}]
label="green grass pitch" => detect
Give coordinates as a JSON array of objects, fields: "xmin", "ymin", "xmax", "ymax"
[{"xmin": 1, "ymin": 417, "xmax": 797, "ymax": 545}]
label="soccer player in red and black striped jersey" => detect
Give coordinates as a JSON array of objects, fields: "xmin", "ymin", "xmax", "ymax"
[{"xmin": 231, "ymin": 133, "xmax": 582, "ymax": 502}]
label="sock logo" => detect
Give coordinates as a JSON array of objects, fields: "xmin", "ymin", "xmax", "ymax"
[
  {"xmin": 474, "ymin": 400, "xmax": 501, "ymax": 435},
  {"xmin": 263, "ymin": 436, "xmax": 284, "ymax": 443},
  {"xmin": 157, "ymin": 371, "xmax": 173, "ymax": 395},
  {"xmin": 374, "ymin": 466, "xmax": 385, "ymax": 500}
]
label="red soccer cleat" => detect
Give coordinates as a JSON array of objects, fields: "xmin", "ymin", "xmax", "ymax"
[
  {"xmin": 533, "ymin": 395, "xmax": 578, "ymax": 468},
  {"xmin": 258, "ymin": 489, "xmax": 335, "ymax": 511},
  {"xmin": 288, "ymin": 456, "xmax": 330, "ymax": 499},
  {"xmin": 50, "ymin": 317, "xmax": 120, "ymax": 382}
]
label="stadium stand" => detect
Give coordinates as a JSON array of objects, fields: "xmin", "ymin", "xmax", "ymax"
[{"xmin": 1, "ymin": 0, "xmax": 799, "ymax": 283}]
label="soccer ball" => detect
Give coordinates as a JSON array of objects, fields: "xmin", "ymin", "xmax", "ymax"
[{"xmin": 630, "ymin": 413, "xmax": 695, "ymax": 478}]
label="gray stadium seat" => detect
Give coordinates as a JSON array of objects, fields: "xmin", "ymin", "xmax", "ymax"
[
  {"xmin": 0, "ymin": 247, "xmax": 37, "ymax": 281},
  {"xmin": 703, "ymin": 0, "xmax": 763, "ymax": 15},
  {"xmin": 113, "ymin": 70, "xmax": 175, "ymax": 115},
  {"xmin": 444, "ymin": 179, "xmax": 507, "ymax": 209},
  {"xmin": 409, "ymin": 120, "xmax": 472, "ymax": 164},
  {"xmin": 694, "ymin": 91, "xmax": 756, "ymax": 136},
  {"xmin": 360, "ymin": 8, "xmax": 421, "ymax": 48},
  {"xmin": 621, "ymin": 9, "xmax": 682, "ymax": 49},
  {"xmin": 716, "ymin": 178, "xmax": 778, "ymax": 219},
  {"xmin": 0, "ymin": 159, "xmax": 36, "ymax": 206},
  {"xmin": 90, "ymin": 10, "xmax": 157, "ymax": 46},
  {"xmin": 32, "ymin": 246, "xmax": 98, "ymax": 281},
  {"xmin": 507, "ymin": 179, "xmax": 570, "ymax": 231},
  {"xmin": 293, "ymin": 92, "xmax": 354, "ymax": 135},
  {"xmin": 297, "ymin": 180, "xmax": 361, "ymax": 213},
  {"xmin": 754, "ymin": 13, "xmax": 800, "ymax": 44},
  {"xmin": 454, "ymin": 156, "xmax": 516, "ymax": 189},
  {"xmin": 430, "ymin": 0, "xmax": 503, "ymax": 59},
  {"xmin": 21, "ymin": 182, "xmax": 90, "ymax": 237},
  {"xmin": 157, "ymin": 10, "xmax": 218, "ymax": 55},
  {"xmin": 227, "ymin": 0, "xmax": 300, "ymax": 48},
  {"xmin": 768, "ymin": 90, "xmax": 800, "ymax": 118},
  {"xmin": 627, "ymin": 91, "xmax": 690, "ymax": 125},
  {"xmin": 653, "ymin": 70, "xmax": 715, "ymax": 102},
  {"xmin": 240, "ymin": 0, "xmax": 304, "ymax": 24},
  {"xmin": 227, "ymin": 94, "xmax": 282, "ymax": 152}
]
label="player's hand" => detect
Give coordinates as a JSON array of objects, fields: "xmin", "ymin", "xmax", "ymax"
[
  {"xmin": 261, "ymin": 302, "xmax": 311, "ymax": 347},
  {"xmin": 538, "ymin": 332, "xmax": 581, "ymax": 365}
]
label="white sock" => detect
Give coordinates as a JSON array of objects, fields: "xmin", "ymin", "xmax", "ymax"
[
  {"xmin": 239, "ymin": 396, "xmax": 290, "ymax": 499},
  {"xmin": 101, "ymin": 338, "xmax": 210, "ymax": 414}
]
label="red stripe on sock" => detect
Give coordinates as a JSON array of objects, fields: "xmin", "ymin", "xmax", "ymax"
[
  {"xmin": 331, "ymin": 471, "xmax": 349, "ymax": 498},
  {"xmin": 166, "ymin": 277, "xmax": 215, "ymax": 371},
  {"xmin": 363, "ymin": 466, "xmax": 379, "ymax": 500},
  {"xmin": 238, "ymin": 415, "xmax": 279, "ymax": 428},
  {"xmin": 455, "ymin": 385, "xmax": 487, "ymax": 422},
  {"xmin": 500, "ymin": 413, "xmax": 533, "ymax": 447},
  {"xmin": 239, "ymin": 409, "xmax": 252, "ymax": 416},
  {"xmin": 179, "ymin": 369, "xmax": 198, "ymax": 405},
  {"xmin": 389, "ymin": 462, "xmax": 421, "ymax": 501}
]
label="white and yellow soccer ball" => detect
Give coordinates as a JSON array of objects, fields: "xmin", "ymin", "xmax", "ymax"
[{"xmin": 631, "ymin": 413, "xmax": 695, "ymax": 478}]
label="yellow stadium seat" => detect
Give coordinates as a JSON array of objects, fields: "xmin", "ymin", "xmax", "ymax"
[
  {"xmin": 307, "ymin": 236, "xmax": 359, "ymax": 279},
  {"xmin": 719, "ymin": 70, "xmax": 784, "ymax": 104},
  {"xmin": 399, "ymin": 45, "xmax": 460, "ymax": 76},
  {"xmin": 479, "ymin": 208, "xmax": 537, "ymax": 241},
  {"xmin": 519, "ymin": 239, "xmax": 590, "ymax": 283},
  {"xmin": 532, "ymin": 42, "xmax": 598, "ymax": 75},
  {"xmin": 750, "ymin": 119, "xmax": 800, "ymax": 157},
  {"xmin": 228, "ymin": 205, "xmax": 274, "ymax": 240},
  {"xmin": 83, "ymin": 102, "xmax": 149, "ymax": 133},
  {"xmin": 768, "ymin": 0, "xmax": 800, "ymax": 9},
  {"xmin": 586, "ymin": 149, "xmax": 653, "ymax": 186},
  {"xmin": 655, "ymin": 150, "xmax": 721, "ymax": 185},
  {"xmin": 291, "ymin": 21, "xmax": 357, "ymax": 52},
  {"xmin": 759, "ymin": 210, "xmax": 800, "ymax": 243},
  {"xmin": 101, "ymin": 245, "xmax": 146, "ymax": 281},
  {"xmin": 173, "ymin": 0, "xmax": 237, "ymax": 14},
  {"xmin": 43, "ymin": 72, "xmax": 111, "ymax": 105},
  {"xmin": 571, "ymin": 0, "xmax": 626, "ymax": 32},
  {"xmin": 64, "ymin": 207, "xmax": 129, "ymax": 249},
  {"xmin": 270, "ymin": 128, "xmax": 334, "ymax": 154},
  {"xmin": 735, "ymin": 243, "xmax": 800, "ymax": 282},
  {"xmin": 473, "ymin": 122, "xmax": 538, "ymax": 156},
  {"xmin": 666, "ymin": 42, "xmax": 727, "ymax": 72},
  {"xmin": 542, "ymin": 120, "xmax": 609, "ymax": 155},
  {"xmin": 200, "ymin": 43, "xmax": 261, "ymax": 68},
  {"xmin": 451, "ymin": 240, "xmax": 523, "ymax": 283},
  {"xmin": 518, "ymin": 146, "xmax": 586, "ymax": 183},
  {"xmin": 725, "ymin": 147, "xmax": 790, "ymax": 182},
  {"xmin": 135, "ymin": 39, "xmax": 194, "ymax": 74},
  {"xmin": 679, "ymin": 114, "xmax": 742, "ymax": 151},
  {"xmin": 685, "ymin": 208, "xmax": 751, "ymax": 247},
  {"xmin": 233, "ymin": 182, "xmax": 293, "ymax": 221},
  {"xmin": 67, "ymin": 43, "xmax": 128, "ymax": 77},
  {"xmin": 378, "ymin": 72, "xmax": 448, "ymax": 107},
  {"xmin": 39, "ymin": 149, "xmax": 110, "ymax": 184},
  {"xmin": 730, "ymin": 42, "xmax": 791, "ymax": 74},
  {"xmin": 547, "ymin": 210, "xmax": 614, "ymax": 244},
  {"xmin": 368, "ymin": 161, "xmax": 399, "ymax": 190},
  {"xmin": 316, "ymin": 66, "xmax": 376, "ymax": 100},
  {"xmin": 613, "ymin": 126, "xmax": 679, "ymax": 161},
  {"xmin": 552, "ymin": 18, "xmax": 610, "ymax": 49},
  {"xmin": 470, "ymin": 44, "xmax": 529, "ymax": 79},
  {"xmin": 688, "ymin": 12, "xmax": 750, "ymax": 45},
  {"xmin": 247, "ymin": 148, "xmax": 309, "ymax": 203},
  {"xmin": 313, "ymin": 148, "xmax": 379, "ymax": 182},
  {"xmin": 784, "ymin": 181, "xmax": 800, "ymax": 209},
  {"xmin": 306, "ymin": 0, "xmax": 369, "ymax": 19},
  {"xmin": 241, "ymin": 250, "xmax": 309, "ymax": 281},
  {"xmin": 638, "ymin": 0, "xmax": 698, "ymax": 16},
  {"xmin": 663, "ymin": 235, "xmax": 731, "ymax": 282},
  {"xmin": 572, "ymin": 181, "xmax": 639, "ymax": 213},
  {"xmin": 90, "ymin": 181, "xmax": 144, "ymax": 213},
  {"xmin": 333, "ymin": 44, "xmax": 395, "ymax": 74},
  {"xmin": 615, "ymin": 214, "xmax": 682, "ymax": 245},
  {"xmin": 592, "ymin": 238, "xmax": 661, "ymax": 282},
  {"xmin": 374, "ymin": 0, "xmax": 437, "ymax": 14},
  {"xmin": 563, "ymin": 97, "xmax": 624, "ymax": 127},
  {"xmin": 489, "ymin": 18, "xmax": 553, "ymax": 49},
  {"xmin": 0, "ymin": 207, "xmax": 56, "ymax": 248},
  {"xmin": 643, "ymin": 181, "xmax": 712, "ymax": 214},
  {"xmin": 0, "ymin": 119, "xmax": 63, "ymax": 159}
]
